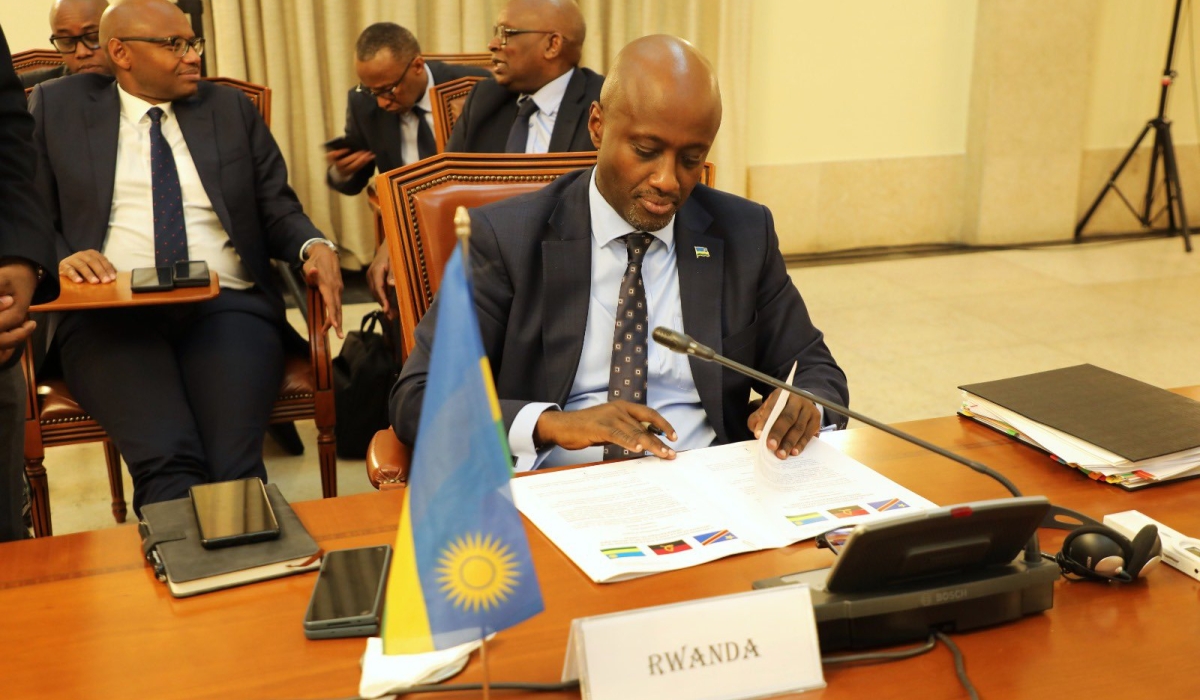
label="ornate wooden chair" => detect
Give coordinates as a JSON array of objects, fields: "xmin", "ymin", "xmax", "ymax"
[
  {"xmin": 429, "ymin": 75, "xmax": 487, "ymax": 152},
  {"xmin": 364, "ymin": 153, "xmax": 715, "ymax": 487},
  {"xmin": 11, "ymin": 49, "xmax": 62, "ymax": 74},
  {"xmin": 22, "ymin": 78, "xmax": 337, "ymax": 537},
  {"xmin": 423, "ymin": 52, "xmax": 492, "ymax": 69}
]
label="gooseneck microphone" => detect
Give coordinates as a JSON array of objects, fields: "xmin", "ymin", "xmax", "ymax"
[{"xmin": 651, "ymin": 326, "xmax": 1042, "ymax": 563}]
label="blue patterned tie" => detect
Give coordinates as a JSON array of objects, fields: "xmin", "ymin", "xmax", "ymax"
[
  {"xmin": 147, "ymin": 107, "xmax": 188, "ymax": 267},
  {"xmin": 604, "ymin": 233, "xmax": 654, "ymax": 460}
]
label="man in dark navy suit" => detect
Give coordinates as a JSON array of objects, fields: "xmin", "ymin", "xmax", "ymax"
[
  {"xmin": 445, "ymin": 0, "xmax": 603, "ymax": 155},
  {"xmin": 0, "ymin": 25, "xmax": 60, "ymax": 541},
  {"xmin": 394, "ymin": 36, "xmax": 847, "ymax": 471},
  {"xmin": 29, "ymin": 0, "xmax": 344, "ymax": 513},
  {"xmin": 328, "ymin": 22, "xmax": 490, "ymax": 312}
]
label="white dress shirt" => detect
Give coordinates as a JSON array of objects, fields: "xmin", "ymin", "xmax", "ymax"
[
  {"xmin": 107, "ymin": 85, "xmax": 253, "ymax": 289},
  {"xmin": 518, "ymin": 68, "xmax": 574, "ymax": 154},
  {"xmin": 509, "ymin": 168, "xmax": 717, "ymax": 471}
]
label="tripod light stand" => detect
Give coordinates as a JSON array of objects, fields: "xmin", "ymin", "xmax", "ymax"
[{"xmin": 1076, "ymin": 0, "xmax": 1192, "ymax": 252}]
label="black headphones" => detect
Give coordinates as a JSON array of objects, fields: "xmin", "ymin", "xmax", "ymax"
[{"xmin": 1055, "ymin": 523, "xmax": 1163, "ymax": 583}]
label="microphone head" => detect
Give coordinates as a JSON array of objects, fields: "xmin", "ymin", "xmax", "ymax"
[
  {"xmin": 652, "ymin": 327, "xmax": 714, "ymax": 359},
  {"xmin": 652, "ymin": 326, "xmax": 690, "ymax": 353}
]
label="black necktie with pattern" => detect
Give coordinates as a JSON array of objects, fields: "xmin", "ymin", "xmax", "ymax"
[
  {"xmin": 604, "ymin": 232, "xmax": 655, "ymax": 460},
  {"xmin": 147, "ymin": 107, "xmax": 187, "ymax": 267}
]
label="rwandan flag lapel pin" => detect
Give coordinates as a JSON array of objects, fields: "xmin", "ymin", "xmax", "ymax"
[{"xmin": 694, "ymin": 246, "xmax": 710, "ymax": 258}]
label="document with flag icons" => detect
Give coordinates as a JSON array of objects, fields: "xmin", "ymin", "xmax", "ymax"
[
  {"xmin": 511, "ymin": 439, "xmax": 935, "ymax": 583},
  {"xmin": 381, "ymin": 246, "xmax": 543, "ymax": 655}
]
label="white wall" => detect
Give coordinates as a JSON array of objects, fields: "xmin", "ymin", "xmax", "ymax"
[{"xmin": 3, "ymin": 0, "xmax": 54, "ymax": 53}]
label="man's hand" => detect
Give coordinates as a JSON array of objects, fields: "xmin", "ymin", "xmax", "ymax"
[
  {"xmin": 534, "ymin": 401, "xmax": 678, "ymax": 459},
  {"xmin": 59, "ymin": 249, "xmax": 116, "ymax": 284},
  {"xmin": 302, "ymin": 243, "xmax": 345, "ymax": 339},
  {"xmin": 0, "ymin": 260, "xmax": 39, "ymax": 364},
  {"xmin": 748, "ymin": 388, "xmax": 821, "ymax": 459},
  {"xmin": 366, "ymin": 245, "xmax": 395, "ymax": 319},
  {"xmin": 326, "ymin": 147, "xmax": 375, "ymax": 180}
]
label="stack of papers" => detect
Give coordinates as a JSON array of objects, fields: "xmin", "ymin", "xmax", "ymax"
[{"xmin": 960, "ymin": 365, "xmax": 1200, "ymax": 489}]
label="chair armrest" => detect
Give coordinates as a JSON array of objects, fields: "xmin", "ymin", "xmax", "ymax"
[
  {"xmin": 366, "ymin": 428, "xmax": 411, "ymax": 489},
  {"xmin": 305, "ymin": 275, "xmax": 334, "ymax": 395}
]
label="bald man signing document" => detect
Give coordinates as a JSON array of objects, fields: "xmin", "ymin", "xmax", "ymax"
[{"xmin": 393, "ymin": 36, "xmax": 847, "ymax": 471}]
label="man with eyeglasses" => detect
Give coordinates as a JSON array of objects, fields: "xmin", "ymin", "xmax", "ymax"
[
  {"xmin": 446, "ymin": 0, "xmax": 603, "ymax": 155},
  {"xmin": 21, "ymin": 0, "xmax": 111, "ymax": 89},
  {"xmin": 27, "ymin": 0, "xmax": 345, "ymax": 514},
  {"xmin": 326, "ymin": 23, "xmax": 489, "ymax": 198},
  {"xmin": 328, "ymin": 22, "xmax": 488, "ymax": 317}
]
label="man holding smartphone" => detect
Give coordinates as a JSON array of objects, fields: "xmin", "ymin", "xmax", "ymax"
[
  {"xmin": 29, "ymin": 0, "xmax": 344, "ymax": 514},
  {"xmin": 325, "ymin": 22, "xmax": 488, "ymax": 316}
]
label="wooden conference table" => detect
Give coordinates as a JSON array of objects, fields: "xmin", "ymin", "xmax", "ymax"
[{"xmin": 3, "ymin": 390, "xmax": 1200, "ymax": 699}]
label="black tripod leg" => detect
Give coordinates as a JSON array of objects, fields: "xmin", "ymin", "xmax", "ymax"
[
  {"xmin": 1145, "ymin": 120, "xmax": 1166, "ymax": 226},
  {"xmin": 1076, "ymin": 122, "xmax": 1153, "ymax": 240},
  {"xmin": 1158, "ymin": 123, "xmax": 1192, "ymax": 252}
]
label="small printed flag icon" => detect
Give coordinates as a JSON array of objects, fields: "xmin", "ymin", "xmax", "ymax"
[{"xmin": 649, "ymin": 539, "xmax": 691, "ymax": 555}]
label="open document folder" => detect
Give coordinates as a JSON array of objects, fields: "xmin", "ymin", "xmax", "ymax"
[{"xmin": 511, "ymin": 438, "xmax": 936, "ymax": 584}]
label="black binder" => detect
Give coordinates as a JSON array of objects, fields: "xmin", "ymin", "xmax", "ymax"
[
  {"xmin": 138, "ymin": 483, "xmax": 322, "ymax": 597},
  {"xmin": 960, "ymin": 364, "xmax": 1200, "ymax": 462}
]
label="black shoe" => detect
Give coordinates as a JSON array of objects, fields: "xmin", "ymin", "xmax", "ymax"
[{"xmin": 267, "ymin": 422, "xmax": 305, "ymax": 456}]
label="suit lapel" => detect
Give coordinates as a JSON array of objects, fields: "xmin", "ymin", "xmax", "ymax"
[
  {"xmin": 674, "ymin": 197, "xmax": 726, "ymax": 441},
  {"xmin": 174, "ymin": 89, "xmax": 234, "ymax": 235},
  {"xmin": 548, "ymin": 68, "xmax": 588, "ymax": 152},
  {"xmin": 86, "ymin": 83, "xmax": 120, "ymax": 247},
  {"xmin": 541, "ymin": 173, "xmax": 593, "ymax": 404}
]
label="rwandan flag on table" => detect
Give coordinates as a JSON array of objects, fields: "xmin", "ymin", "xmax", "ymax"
[{"xmin": 381, "ymin": 244, "xmax": 543, "ymax": 655}]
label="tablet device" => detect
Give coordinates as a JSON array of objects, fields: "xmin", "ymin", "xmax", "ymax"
[
  {"xmin": 130, "ymin": 266, "xmax": 173, "ymax": 293},
  {"xmin": 189, "ymin": 477, "xmax": 281, "ymax": 549},
  {"xmin": 304, "ymin": 545, "xmax": 392, "ymax": 639}
]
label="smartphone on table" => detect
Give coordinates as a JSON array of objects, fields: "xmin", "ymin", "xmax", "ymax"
[
  {"xmin": 189, "ymin": 477, "xmax": 280, "ymax": 549},
  {"xmin": 130, "ymin": 266, "xmax": 173, "ymax": 292},
  {"xmin": 303, "ymin": 545, "xmax": 392, "ymax": 639},
  {"xmin": 173, "ymin": 260, "xmax": 210, "ymax": 287}
]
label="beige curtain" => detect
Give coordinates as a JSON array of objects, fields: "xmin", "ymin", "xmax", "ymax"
[{"xmin": 207, "ymin": 0, "xmax": 749, "ymax": 268}]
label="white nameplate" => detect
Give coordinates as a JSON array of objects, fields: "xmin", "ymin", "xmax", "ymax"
[{"xmin": 562, "ymin": 585, "xmax": 824, "ymax": 700}]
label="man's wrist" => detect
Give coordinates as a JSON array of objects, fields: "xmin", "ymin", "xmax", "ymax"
[{"xmin": 300, "ymin": 238, "xmax": 338, "ymax": 263}]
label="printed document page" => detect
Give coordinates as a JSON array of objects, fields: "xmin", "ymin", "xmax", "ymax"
[{"xmin": 512, "ymin": 439, "xmax": 936, "ymax": 583}]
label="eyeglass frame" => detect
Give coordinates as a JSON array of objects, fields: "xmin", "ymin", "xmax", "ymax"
[
  {"xmin": 115, "ymin": 35, "xmax": 206, "ymax": 58},
  {"xmin": 814, "ymin": 526, "xmax": 855, "ymax": 556},
  {"xmin": 354, "ymin": 54, "xmax": 418, "ymax": 99},
  {"xmin": 49, "ymin": 31, "xmax": 101, "ymax": 53},
  {"xmin": 492, "ymin": 24, "xmax": 556, "ymax": 48}
]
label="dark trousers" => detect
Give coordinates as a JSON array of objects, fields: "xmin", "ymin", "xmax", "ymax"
[
  {"xmin": 57, "ymin": 288, "xmax": 284, "ymax": 515},
  {"xmin": 0, "ymin": 362, "xmax": 25, "ymax": 541}
]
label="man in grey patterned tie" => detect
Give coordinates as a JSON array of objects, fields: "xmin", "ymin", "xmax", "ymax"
[{"xmin": 393, "ymin": 35, "xmax": 847, "ymax": 470}]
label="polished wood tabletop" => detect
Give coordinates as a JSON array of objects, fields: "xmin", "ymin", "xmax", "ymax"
[
  {"xmin": 30, "ymin": 271, "xmax": 220, "ymax": 312},
  {"xmin": 3, "ymin": 390, "xmax": 1200, "ymax": 699}
]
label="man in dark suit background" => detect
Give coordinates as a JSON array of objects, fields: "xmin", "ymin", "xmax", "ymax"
[
  {"xmin": 29, "ymin": 0, "xmax": 344, "ymax": 513},
  {"xmin": 327, "ymin": 22, "xmax": 489, "ymax": 311},
  {"xmin": 445, "ymin": 0, "xmax": 603, "ymax": 155},
  {"xmin": 20, "ymin": 0, "xmax": 112, "ymax": 89},
  {"xmin": 393, "ymin": 36, "xmax": 847, "ymax": 471},
  {"xmin": 0, "ymin": 25, "xmax": 60, "ymax": 541}
]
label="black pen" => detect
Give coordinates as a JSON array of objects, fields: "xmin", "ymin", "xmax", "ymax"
[{"xmin": 640, "ymin": 421, "xmax": 665, "ymax": 436}]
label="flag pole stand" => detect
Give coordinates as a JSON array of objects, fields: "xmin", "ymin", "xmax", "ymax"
[{"xmin": 479, "ymin": 635, "xmax": 492, "ymax": 700}]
